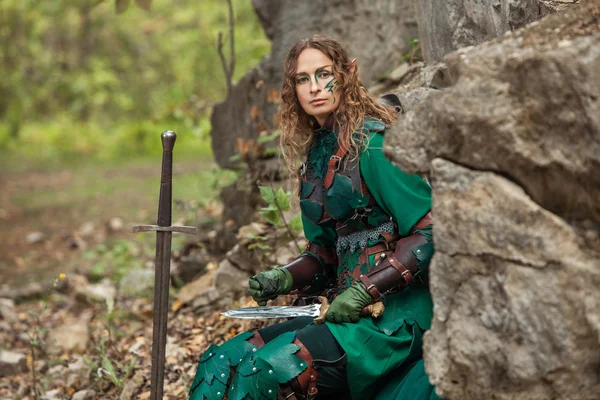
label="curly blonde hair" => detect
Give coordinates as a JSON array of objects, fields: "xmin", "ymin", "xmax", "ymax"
[{"xmin": 279, "ymin": 35, "xmax": 397, "ymax": 174}]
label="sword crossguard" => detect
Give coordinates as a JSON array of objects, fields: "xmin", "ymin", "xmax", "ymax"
[{"xmin": 132, "ymin": 224, "xmax": 196, "ymax": 235}]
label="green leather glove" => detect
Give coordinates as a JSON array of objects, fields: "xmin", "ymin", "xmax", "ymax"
[
  {"xmin": 325, "ymin": 282, "xmax": 373, "ymax": 323},
  {"xmin": 248, "ymin": 268, "xmax": 293, "ymax": 306}
]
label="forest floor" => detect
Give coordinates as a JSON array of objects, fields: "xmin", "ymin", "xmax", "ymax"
[{"xmin": 0, "ymin": 158, "xmax": 274, "ymax": 400}]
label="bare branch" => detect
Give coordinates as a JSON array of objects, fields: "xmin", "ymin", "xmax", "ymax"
[
  {"xmin": 227, "ymin": 0, "xmax": 235, "ymax": 83},
  {"xmin": 217, "ymin": 32, "xmax": 232, "ymax": 96},
  {"xmin": 216, "ymin": 0, "xmax": 235, "ymax": 97}
]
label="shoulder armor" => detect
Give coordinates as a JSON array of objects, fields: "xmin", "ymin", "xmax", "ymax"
[{"xmin": 362, "ymin": 118, "xmax": 386, "ymax": 134}]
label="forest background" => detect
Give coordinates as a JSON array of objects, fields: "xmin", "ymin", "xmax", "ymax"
[{"xmin": 0, "ymin": 0, "xmax": 270, "ymax": 286}]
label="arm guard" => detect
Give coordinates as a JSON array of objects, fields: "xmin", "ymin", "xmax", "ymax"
[
  {"xmin": 359, "ymin": 220, "xmax": 434, "ymax": 301},
  {"xmin": 283, "ymin": 242, "xmax": 338, "ymax": 291}
]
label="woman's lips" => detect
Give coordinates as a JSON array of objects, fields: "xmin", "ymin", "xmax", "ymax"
[{"xmin": 311, "ymin": 99, "xmax": 326, "ymax": 106}]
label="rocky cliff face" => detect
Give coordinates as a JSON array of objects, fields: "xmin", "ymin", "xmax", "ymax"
[
  {"xmin": 415, "ymin": 0, "xmax": 576, "ymax": 64},
  {"xmin": 386, "ymin": 2, "xmax": 600, "ymax": 398},
  {"xmin": 211, "ymin": 0, "xmax": 418, "ymax": 168}
]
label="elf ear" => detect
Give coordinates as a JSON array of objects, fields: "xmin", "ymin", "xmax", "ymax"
[{"xmin": 349, "ymin": 58, "xmax": 357, "ymax": 75}]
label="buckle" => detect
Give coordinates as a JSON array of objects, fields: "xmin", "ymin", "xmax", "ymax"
[
  {"xmin": 299, "ymin": 163, "xmax": 307, "ymax": 177},
  {"xmin": 330, "ymin": 155, "xmax": 342, "ymax": 171},
  {"xmin": 351, "ymin": 207, "xmax": 373, "ymax": 220}
]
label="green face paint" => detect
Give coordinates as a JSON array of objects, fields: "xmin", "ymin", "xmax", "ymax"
[{"xmin": 324, "ymin": 78, "xmax": 336, "ymax": 103}]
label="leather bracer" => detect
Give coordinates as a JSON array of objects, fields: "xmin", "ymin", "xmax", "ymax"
[
  {"xmin": 358, "ymin": 233, "xmax": 428, "ymax": 301},
  {"xmin": 284, "ymin": 242, "xmax": 338, "ymax": 291}
]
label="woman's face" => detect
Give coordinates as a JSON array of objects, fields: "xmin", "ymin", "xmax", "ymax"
[{"xmin": 294, "ymin": 48, "xmax": 340, "ymax": 126}]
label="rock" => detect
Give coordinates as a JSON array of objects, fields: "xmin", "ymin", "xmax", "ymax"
[
  {"xmin": 386, "ymin": 3, "xmax": 600, "ymax": 221},
  {"xmin": 47, "ymin": 312, "xmax": 92, "ymax": 354},
  {"xmin": 0, "ymin": 350, "xmax": 27, "ymax": 377},
  {"xmin": 78, "ymin": 222, "xmax": 95, "ymax": 238},
  {"xmin": 424, "ymin": 159, "xmax": 600, "ymax": 400},
  {"xmin": 173, "ymin": 248, "xmax": 208, "ymax": 284},
  {"xmin": 67, "ymin": 355, "xmax": 91, "ymax": 388},
  {"xmin": 42, "ymin": 389, "xmax": 63, "ymax": 400},
  {"xmin": 420, "ymin": 62, "xmax": 452, "ymax": 89},
  {"xmin": 226, "ymin": 244, "xmax": 263, "ymax": 274},
  {"xmin": 393, "ymin": 87, "xmax": 440, "ymax": 114},
  {"xmin": 120, "ymin": 268, "xmax": 155, "ymax": 296},
  {"xmin": 47, "ymin": 364, "xmax": 68, "ymax": 378},
  {"xmin": 387, "ymin": 63, "xmax": 410, "ymax": 82},
  {"xmin": 177, "ymin": 271, "xmax": 215, "ymax": 305},
  {"xmin": 0, "ymin": 298, "xmax": 16, "ymax": 322},
  {"xmin": 220, "ymin": 181, "xmax": 262, "ymax": 229},
  {"xmin": 76, "ymin": 279, "xmax": 115, "ymax": 304},
  {"xmin": 415, "ymin": 0, "xmax": 577, "ymax": 64},
  {"xmin": 26, "ymin": 231, "xmax": 45, "ymax": 244},
  {"xmin": 212, "ymin": 0, "xmax": 419, "ymax": 168},
  {"xmin": 71, "ymin": 389, "xmax": 95, "ymax": 400},
  {"xmin": 108, "ymin": 217, "xmax": 124, "ymax": 232},
  {"xmin": 275, "ymin": 245, "xmax": 296, "ymax": 266},
  {"xmin": 214, "ymin": 259, "xmax": 250, "ymax": 295},
  {"xmin": 119, "ymin": 372, "xmax": 144, "ymax": 400},
  {"xmin": 12, "ymin": 282, "xmax": 44, "ymax": 301}
]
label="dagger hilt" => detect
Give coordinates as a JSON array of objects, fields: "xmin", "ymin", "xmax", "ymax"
[{"xmin": 313, "ymin": 296, "xmax": 385, "ymax": 324}]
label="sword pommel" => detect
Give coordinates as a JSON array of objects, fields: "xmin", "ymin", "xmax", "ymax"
[{"xmin": 161, "ymin": 130, "xmax": 176, "ymax": 152}]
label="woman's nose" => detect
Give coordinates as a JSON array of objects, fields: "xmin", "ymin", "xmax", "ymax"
[{"xmin": 310, "ymin": 78, "xmax": 320, "ymax": 93}]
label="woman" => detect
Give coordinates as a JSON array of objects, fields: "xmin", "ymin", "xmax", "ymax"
[{"xmin": 189, "ymin": 35, "xmax": 440, "ymax": 400}]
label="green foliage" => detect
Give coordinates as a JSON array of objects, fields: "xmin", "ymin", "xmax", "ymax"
[
  {"xmin": 0, "ymin": 0, "xmax": 270, "ymax": 162},
  {"xmin": 97, "ymin": 336, "xmax": 137, "ymax": 389},
  {"xmin": 84, "ymin": 239, "xmax": 144, "ymax": 283},
  {"xmin": 258, "ymin": 186, "xmax": 291, "ymax": 226},
  {"xmin": 288, "ymin": 213, "xmax": 304, "ymax": 235}
]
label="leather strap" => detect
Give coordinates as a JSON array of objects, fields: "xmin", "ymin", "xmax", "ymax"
[
  {"xmin": 411, "ymin": 211, "xmax": 433, "ymax": 234},
  {"xmin": 323, "ymin": 144, "xmax": 348, "ymax": 189},
  {"xmin": 279, "ymin": 337, "xmax": 319, "ymax": 400},
  {"xmin": 247, "ymin": 330, "xmax": 265, "ymax": 348},
  {"xmin": 305, "ymin": 242, "xmax": 338, "ymax": 266},
  {"xmin": 387, "ymin": 256, "xmax": 414, "ymax": 285},
  {"xmin": 358, "ymin": 274, "xmax": 383, "ymax": 301}
]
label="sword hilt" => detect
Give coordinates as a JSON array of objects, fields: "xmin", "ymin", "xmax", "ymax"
[{"xmin": 157, "ymin": 130, "xmax": 176, "ymax": 227}]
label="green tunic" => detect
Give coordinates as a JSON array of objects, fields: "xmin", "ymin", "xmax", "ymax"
[{"xmin": 300, "ymin": 119, "xmax": 439, "ymax": 400}]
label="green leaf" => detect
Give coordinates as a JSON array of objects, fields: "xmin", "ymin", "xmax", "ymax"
[
  {"xmin": 134, "ymin": 0, "xmax": 152, "ymax": 10},
  {"xmin": 247, "ymin": 242, "xmax": 272, "ymax": 251},
  {"xmin": 288, "ymin": 213, "xmax": 303, "ymax": 235},
  {"xmin": 259, "ymin": 205, "xmax": 280, "ymax": 226},
  {"xmin": 259, "ymin": 186, "xmax": 276, "ymax": 203},
  {"xmin": 116, "ymin": 0, "xmax": 131, "ymax": 14},
  {"xmin": 256, "ymin": 130, "xmax": 280, "ymax": 144},
  {"xmin": 275, "ymin": 188, "xmax": 290, "ymax": 212}
]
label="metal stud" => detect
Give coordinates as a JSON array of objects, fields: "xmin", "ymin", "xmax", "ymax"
[
  {"xmin": 252, "ymin": 367, "xmax": 257, "ymax": 372},
  {"xmin": 416, "ymin": 250, "xmax": 421, "ymax": 254},
  {"xmin": 269, "ymin": 370, "xmax": 273, "ymax": 374},
  {"xmin": 252, "ymin": 348, "xmax": 257, "ymax": 352},
  {"xmin": 221, "ymin": 373, "xmax": 225, "ymax": 378},
  {"xmin": 217, "ymin": 392, "xmax": 221, "ymax": 396},
  {"xmin": 209, "ymin": 353, "xmax": 213, "ymax": 357},
  {"xmin": 239, "ymin": 358, "xmax": 242, "ymax": 362},
  {"xmin": 269, "ymin": 390, "xmax": 272, "ymax": 394},
  {"xmin": 300, "ymin": 363, "xmax": 304, "ymax": 367},
  {"xmin": 220, "ymin": 355, "xmax": 225, "ymax": 359}
]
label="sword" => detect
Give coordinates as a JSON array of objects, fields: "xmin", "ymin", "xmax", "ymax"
[
  {"xmin": 132, "ymin": 130, "xmax": 196, "ymax": 400},
  {"xmin": 222, "ymin": 297, "xmax": 385, "ymax": 323}
]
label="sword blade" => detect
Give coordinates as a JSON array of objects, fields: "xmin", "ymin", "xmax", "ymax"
[
  {"xmin": 221, "ymin": 304, "xmax": 321, "ymax": 319},
  {"xmin": 150, "ymin": 130, "xmax": 176, "ymax": 400}
]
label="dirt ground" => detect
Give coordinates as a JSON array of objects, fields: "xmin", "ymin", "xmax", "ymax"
[{"xmin": 0, "ymin": 159, "xmax": 220, "ymax": 287}]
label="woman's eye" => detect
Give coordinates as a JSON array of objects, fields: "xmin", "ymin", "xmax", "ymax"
[
  {"xmin": 296, "ymin": 76, "xmax": 308, "ymax": 84},
  {"xmin": 319, "ymin": 71, "xmax": 332, "ymax": 79}
]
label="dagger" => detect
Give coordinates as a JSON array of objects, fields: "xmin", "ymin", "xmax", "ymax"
[{"xmin": 222, "ymin": 296, "xmax": 385, "ymax": 324}]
